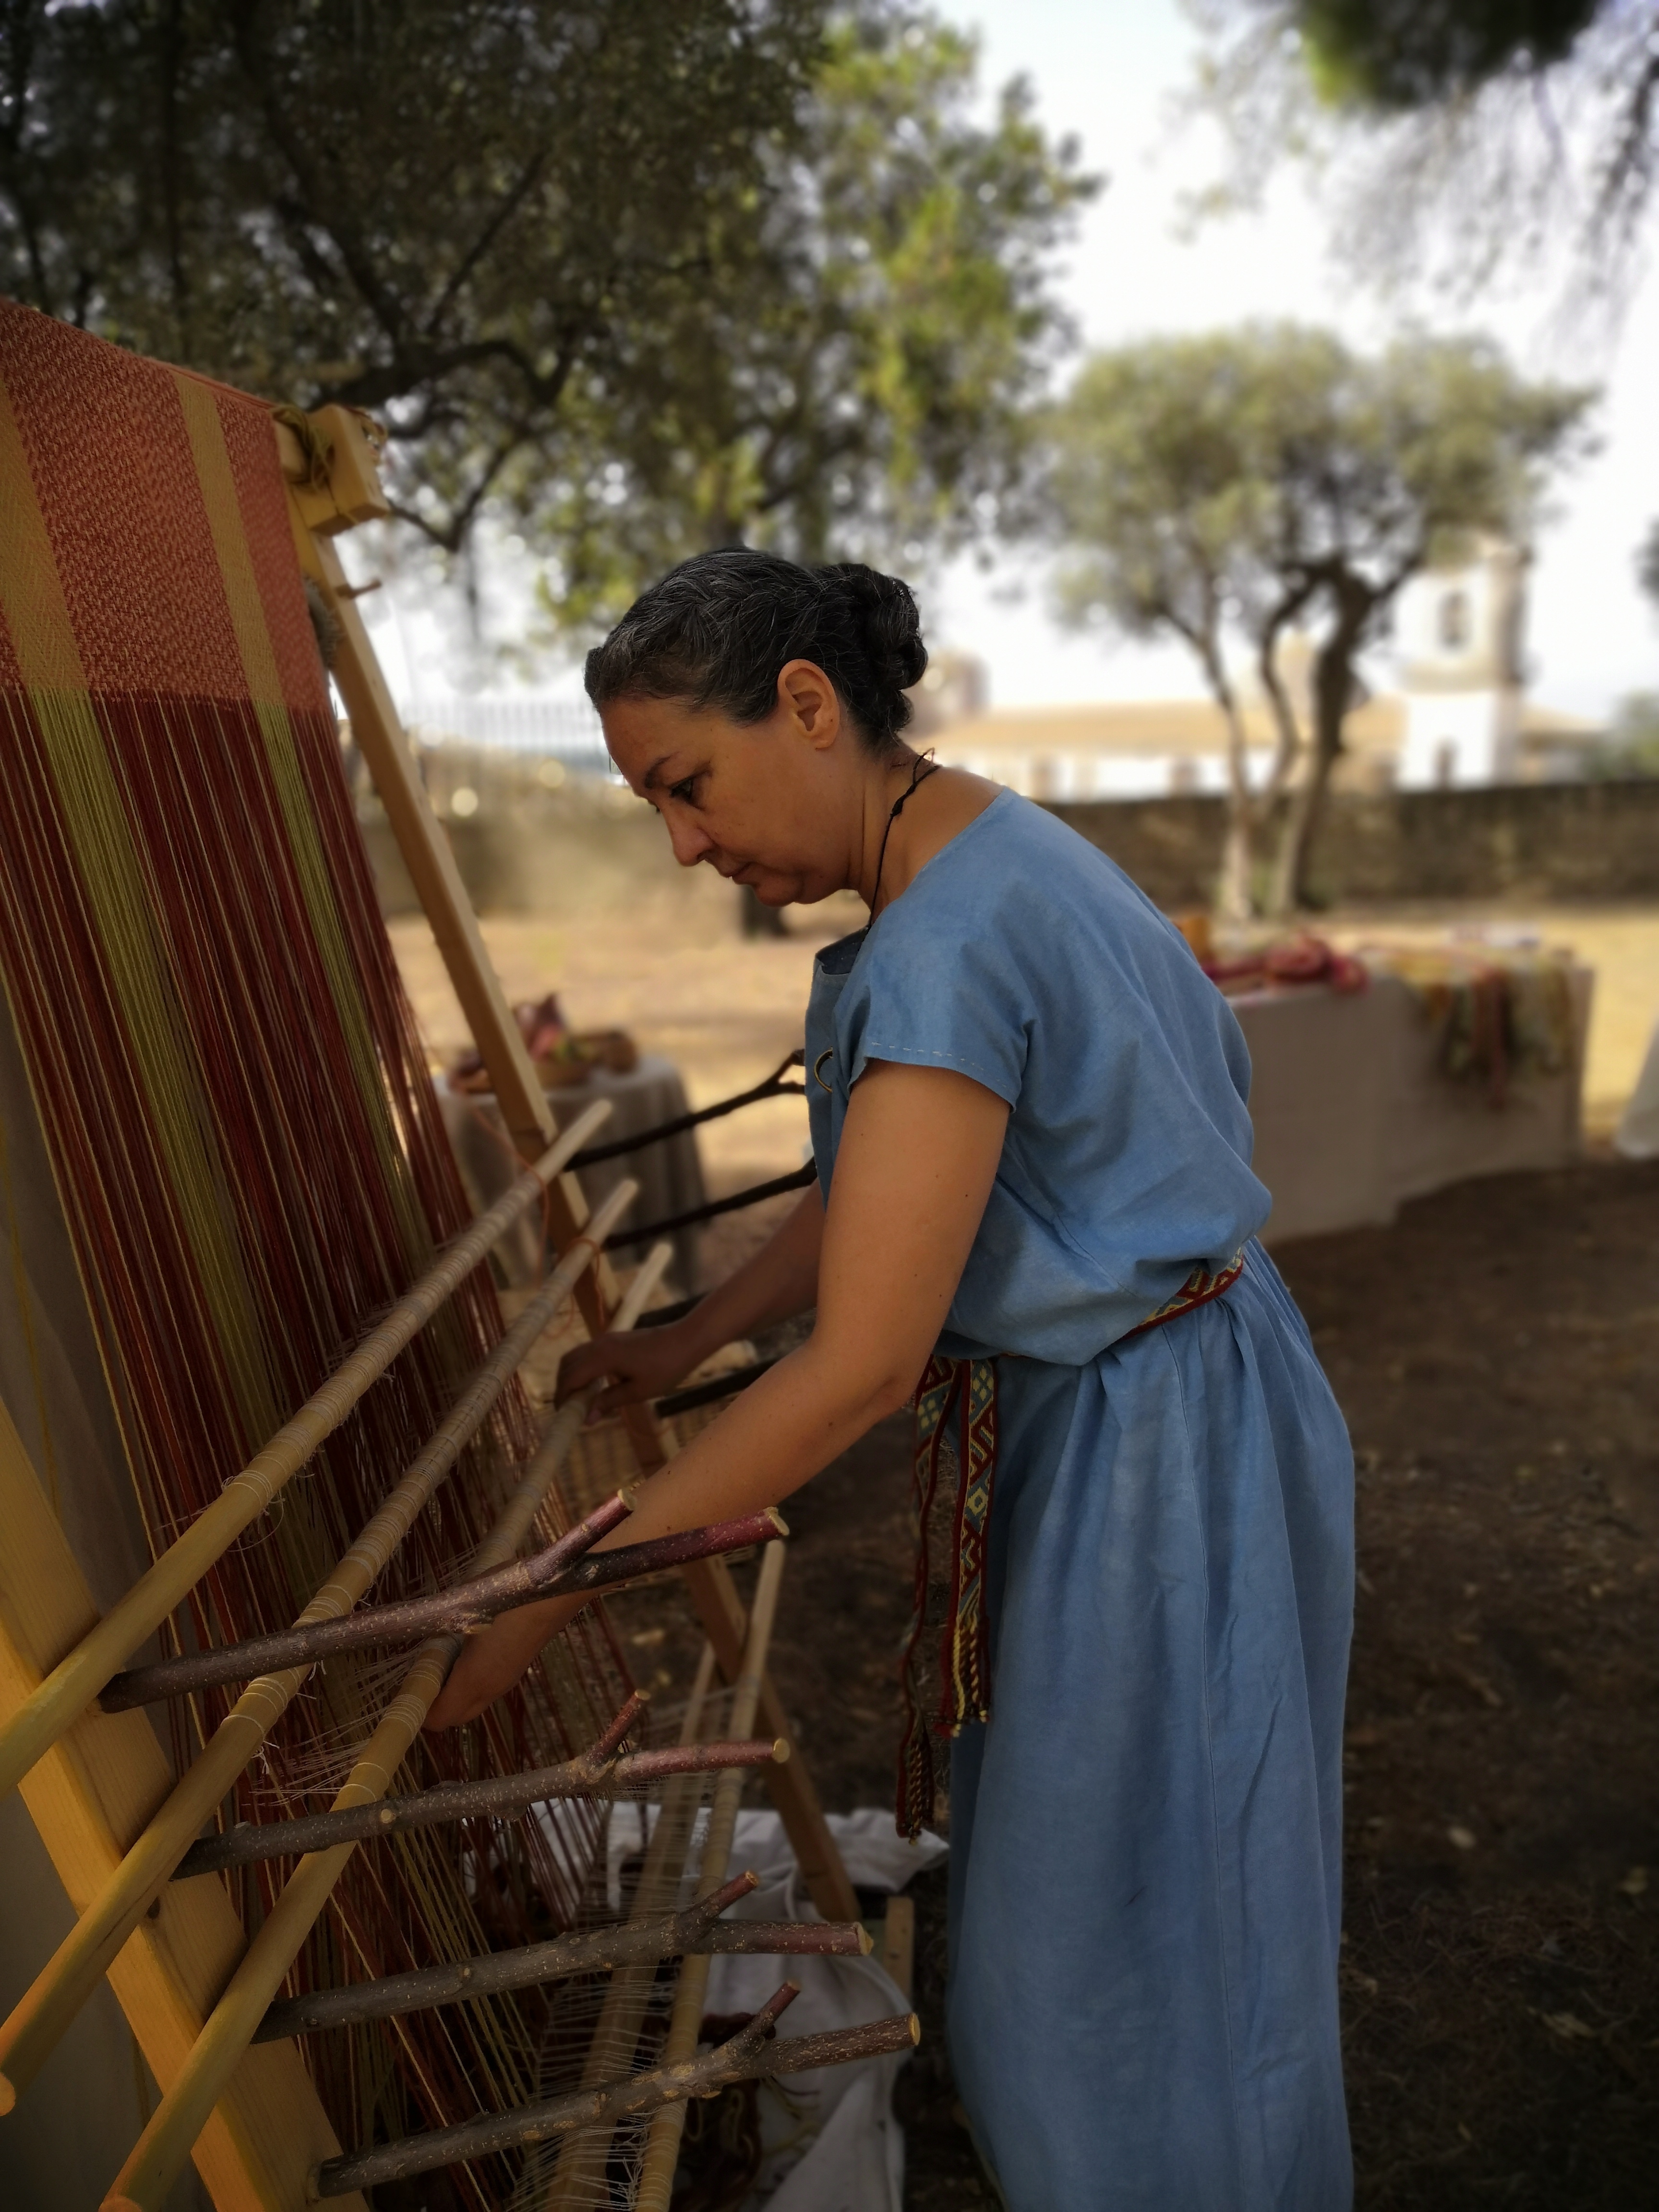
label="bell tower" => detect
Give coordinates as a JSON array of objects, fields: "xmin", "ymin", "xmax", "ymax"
[{"xmin": 1395, "ymin": 539, "xmax": 1526, "ymax": 788}]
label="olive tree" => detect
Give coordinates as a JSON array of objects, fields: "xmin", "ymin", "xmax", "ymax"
[{"xmin": 1048, "ymin": 324, "xmax": 1593, "ymax": 915}]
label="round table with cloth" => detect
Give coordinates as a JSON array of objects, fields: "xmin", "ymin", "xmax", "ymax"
[{"xmin": 436, "ymin": 1054, "xmax": 708, "ymax": 1295}]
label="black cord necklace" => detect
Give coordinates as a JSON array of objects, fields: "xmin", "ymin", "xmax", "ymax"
[{"xmin": 869, "ymin": 748, "xmax": 939, "ymax": 917}]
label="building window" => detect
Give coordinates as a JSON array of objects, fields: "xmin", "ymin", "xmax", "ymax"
[{"xmin": 1438, "ymin": 589, "xmax": 1471, "ymax": 650}]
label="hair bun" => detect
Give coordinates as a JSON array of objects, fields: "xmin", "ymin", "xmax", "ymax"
[{"xmin": 827, "ymin": 564, "xmax": 928, "ymax": 697}]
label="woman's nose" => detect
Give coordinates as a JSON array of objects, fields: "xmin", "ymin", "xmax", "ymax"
[{"xmin": 665, "ymin": 811, "xmax": 714, "ymax": 868}]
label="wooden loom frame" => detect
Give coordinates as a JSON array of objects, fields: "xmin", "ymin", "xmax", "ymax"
[{"xmin": 0, "ymin": 399, "xmax": 858, "ymax": 2210}]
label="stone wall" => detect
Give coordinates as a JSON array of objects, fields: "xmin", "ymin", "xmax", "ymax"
[
  {"xmin": 361, "ymin": 777, "xmax": 1659, "ymax": 920},
  {"xmin": 1048, "ymin": 781, "xmax": 1659, "ymax": 910}
]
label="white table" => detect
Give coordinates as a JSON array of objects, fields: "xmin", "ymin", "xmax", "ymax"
[
  {"xmin": 437, "ymin": 1054, "xmax": 708, "ymax": 1292},
  {"xmin": 1235, "ymin": 969, "xmax": 1593, "ymax": 1245}
]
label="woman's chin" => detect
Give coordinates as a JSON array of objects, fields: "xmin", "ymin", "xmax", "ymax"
[{"xmin": 744, "ymin": 875, "xmax": 799, "ymax": 907}]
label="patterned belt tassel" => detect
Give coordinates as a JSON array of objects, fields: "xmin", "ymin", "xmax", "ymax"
[{"xmin": 896, "ymin": 1354, "xmax": 998, "ymax": 1839}]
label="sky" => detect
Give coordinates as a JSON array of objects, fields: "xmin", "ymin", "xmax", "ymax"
[{"xmin": 362, "ymin": 0, "xmax": 1659, "ymax": 724}]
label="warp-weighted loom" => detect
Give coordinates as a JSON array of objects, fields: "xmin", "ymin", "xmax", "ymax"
[{"xmin": 0, "ymin": 301, "xmax": 908, "ymax": 2211}]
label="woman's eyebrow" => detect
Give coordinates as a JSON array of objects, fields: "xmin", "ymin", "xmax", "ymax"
[{"xmin": 640, "ymin": 754, "xmax": 678, "ymax": 792}]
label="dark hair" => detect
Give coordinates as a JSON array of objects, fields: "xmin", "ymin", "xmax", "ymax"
[{"xmin": 583, "ymin": 548, "xmax": 927, "ymax": 753}]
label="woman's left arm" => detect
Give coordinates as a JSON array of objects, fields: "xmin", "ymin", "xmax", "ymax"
[{"xmin": 427, "ymin": 1059, "xmax": 1009, "ymax": 1727}]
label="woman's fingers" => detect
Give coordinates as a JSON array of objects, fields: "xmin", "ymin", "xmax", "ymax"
[
  {"xmin": 553, "ymin": 1323, "xmax": 700, "ymax": 1408},
  {"xmin": 554, "ymin": 1333, "xmax": 628, "ymax": 1403},
  {"xmin": 588, "ymin": 1374, "xmax": 655, "ymax": 1418}
]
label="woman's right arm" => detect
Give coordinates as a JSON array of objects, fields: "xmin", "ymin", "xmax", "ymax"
[{"xmin": 553, "ymin": 1182, "xmax": 825, "ymax": 1416}]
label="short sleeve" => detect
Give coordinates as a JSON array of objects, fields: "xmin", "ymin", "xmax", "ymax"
[{"xmin": 838, "ymin": 907, "xmax": 1029, "ymax": 1107}]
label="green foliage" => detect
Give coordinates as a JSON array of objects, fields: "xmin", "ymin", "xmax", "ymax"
[
  {"xmin": 1291, "ymin": 1, "xmax": 1599, "ymax": 111},
  {"xmin": 0, "ymin": 1, "xmax": 1090, "ymax": 598},
  {"xmin": 1640, "ymin": 520, "xmax": 1659, "ymax": 613},
  {"xmin": 531, "ymin": 8, "xmax": 1096, "ymax": 631},
  {"xmin": 1587, "ymin": 691, "xmax": 1659, "ymax": 778},
  {"xmin": 1050, "ymin": 323, "xmax": 1588, "ymax": 661}
]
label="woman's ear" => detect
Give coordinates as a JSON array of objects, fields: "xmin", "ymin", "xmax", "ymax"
[{"xmin": 776, "ymin": 659, "xmax": 842, "ymax": 751}]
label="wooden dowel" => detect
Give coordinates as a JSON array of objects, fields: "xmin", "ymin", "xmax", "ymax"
[
  {"xmin": 253, "ymin": 1874, "xmax": 871, "ymax": 2043},
  {"xmin": 98, "ymin": 1241, "xmax": 668, "ymax": 2212},
  {"xmin": 0, "ymin": 1102, "xmax": 612, "ymax": 1805},
  {"xmin": 172, "ymin": 1730, "xmax": 786, "ymax": 1879},
  {"xmin": 0, "ymin": 1183, "xmax": 637, "ymax": 2115},
  {"xmin": 311, "ymin": 1996, "xmax": 922, "ymax": 2198},
  {"xmin": 540, "ymin": 1641, "xmax": 719, "ymax": 2207},
  {"xmin": 104, "ymin": 1502, "xmax": 785, "ymax": 1708},
  {"xmin": 635, "ymin": 1540, "xmax": 790, "ymax": 2211}
]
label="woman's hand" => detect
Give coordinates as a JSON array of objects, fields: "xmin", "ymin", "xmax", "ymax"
[{"xmin": 555, "ymin": 1320, "xmax": 702, "ymax": 1418}]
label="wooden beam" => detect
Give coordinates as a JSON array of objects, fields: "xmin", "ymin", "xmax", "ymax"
[
  {"xmin": 0, "ymin": 1400, "xmax": 365, "ymax": 2212},
  {"xmin": 679, "ymin": 1557, "xmax": 859, "ymax": 1924}
]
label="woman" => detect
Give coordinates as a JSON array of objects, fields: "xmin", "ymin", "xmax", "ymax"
[{"xmin": 429, "ymin": 550, "xmax": 1354, "ymax": 2210}]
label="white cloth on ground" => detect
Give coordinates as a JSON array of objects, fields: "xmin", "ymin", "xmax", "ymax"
[{"xmin": 592, "ymin": 1805, "xmax": 946, "ymax": 2212}]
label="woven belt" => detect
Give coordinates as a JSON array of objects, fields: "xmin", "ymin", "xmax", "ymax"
[{"xmin": 895, "ymin": 1249, "xmax": 1247, "ymax": 1837}]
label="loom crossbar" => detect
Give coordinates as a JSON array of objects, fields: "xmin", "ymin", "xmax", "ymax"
[
  {"xmin": 104, "ymin": 1502, "xmax": 786, "ymax": 1708},
  {"xmin": 174, "ymin": 1732, "xmax": 788, "ymax": 1877},
  {"xmin": 312, "ymin": 1998, "xmax": 922, "ymax": 2197},
  {"xmin": 0, "ymin": 1101, "xmax": 613, "ymax": 1806},
  {"xmin": 251, "ymin": 1872, "xmax": 870, "ymax": 2041}
]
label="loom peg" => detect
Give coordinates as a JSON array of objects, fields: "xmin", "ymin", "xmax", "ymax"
[
  {"xmin": 0, "ymin": 1101, "xmax": 613, "ymax": 1805},
  {"xmin": 619, "ymin": 1538, "xmax": 790, "ymax": 2211}
]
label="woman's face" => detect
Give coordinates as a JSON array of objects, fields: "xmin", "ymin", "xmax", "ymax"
[{"xmin": 601, "ymin": 660, "xmax": 866, "ymax": 907}]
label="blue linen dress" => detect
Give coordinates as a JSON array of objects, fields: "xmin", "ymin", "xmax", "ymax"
[{"xmin": 804, "ymin": 791, "xmax": 1353, "ymax": 2211}]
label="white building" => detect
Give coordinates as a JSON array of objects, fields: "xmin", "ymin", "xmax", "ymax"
[
  {"xmin": 923, "ymin": 550, "xmax": 1600, "ymax": 800},
  {"xmin": 1393, "ymin": 540, "xmax": 1527, "ymax": 789}
]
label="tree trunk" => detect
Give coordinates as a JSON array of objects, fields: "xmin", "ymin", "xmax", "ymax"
[
  {"xmin": 1268, "ymin": 588, "xmax": 1370, "ymax": 915},
  {"xmin": 1199, "ymin": 638, "xmax": 1255, "ymax": 926}
]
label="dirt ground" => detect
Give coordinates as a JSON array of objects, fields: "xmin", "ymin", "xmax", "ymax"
[
  {"xmin": 387, "ymin": 884, "xmax": 1659, "ymax": 1170},
  {"xmin": 604, "ymin": 1159, "xmax": 1659, "ymax": 2210}
]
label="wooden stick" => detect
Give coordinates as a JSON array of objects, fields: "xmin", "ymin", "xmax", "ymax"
[
  {"xmin": 0, "ymin": 1189, "xmax": 642, "ymax": 2113},
  {"xmin": 539, "ymin": 1642, "xmax": 719, "ymax": 2208},
  {"xmin": 635, "ymin": 1540, "xmax": 789, "ymax": 2210},
  {"xmin": 312, "ymin": 1993, "xmax": 922, "ymax": 2197},
  {"xmin": 680, "ymin": 1555, "xmax": 861, "ymax": 1925},
  {"xmin": 252, "ymin": 1873, "xmax": 871, "ymax": 2043},
  {"xmin": 172, "ymin": 1729, "xmax": 786, "ymax": 1878},
  {"xmin": 0, "ymin": 1103, "xmax": 611, "ymax": 1804},
  {"xmin": 103, "ymin": 1504, "xmax": 786, "ymax": 1707}
]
